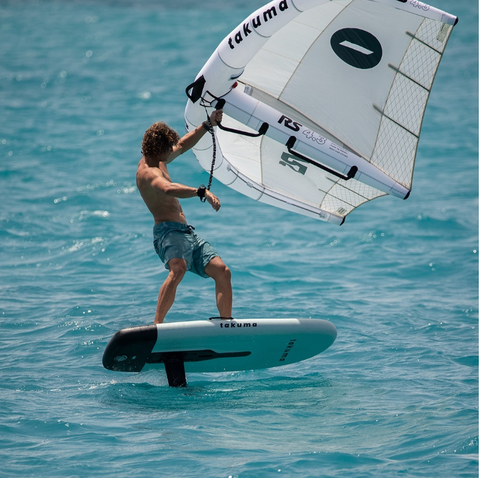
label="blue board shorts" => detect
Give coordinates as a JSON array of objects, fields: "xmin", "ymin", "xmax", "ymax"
[{"xmin": 153, "ymin": 222, "xmax": 218, "ymax": 278}]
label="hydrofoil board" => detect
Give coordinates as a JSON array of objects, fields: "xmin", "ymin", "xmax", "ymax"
[{"xmin": 103, "ymin": 318, "xmax": 337, "ymax": 387}]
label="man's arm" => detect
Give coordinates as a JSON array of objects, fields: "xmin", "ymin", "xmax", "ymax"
[
  {"xmin": 152, "ymin": 176, "xmax": 221, "ymax": 211},
  {"xmin": 168, "ymin": 110, "xmax": 223, "ymax": 162}
]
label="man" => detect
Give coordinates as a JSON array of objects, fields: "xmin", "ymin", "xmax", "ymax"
[{"xmin": 136, "ymin": 110, "xmax": 232, "ymax": 324}]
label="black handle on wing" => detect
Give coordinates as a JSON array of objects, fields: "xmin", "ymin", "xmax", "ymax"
[
  {"xmin": 214, "ymin": 98, "xmax": 269, "ymax": 137},
  {"xmin": 286, "ymin": 136, "xmax": 358, "ymax": 181},
  {"xmin": 216, "ymin": 121, "xmax": 269, "ymax": 138}
]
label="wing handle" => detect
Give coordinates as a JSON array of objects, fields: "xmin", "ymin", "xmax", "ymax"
[
  {"xmin": 217, "ymin": 121, "xmax": 269, "ymax": 137},
  {"xmin": 286, "ymin": 136, "xmax": 358, "ymax": 181},
  {"xmin": 213, "ymin": 98, "xmax": 269, "ymax": 137}
]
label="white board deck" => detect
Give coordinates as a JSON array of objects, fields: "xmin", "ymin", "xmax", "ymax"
[{"xmin": 103, "ymin": 318, "xmax": 337, "ymax": 386}]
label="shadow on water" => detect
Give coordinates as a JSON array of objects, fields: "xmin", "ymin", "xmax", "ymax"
[{"xmin": 99, "ymin": 369, "xmax": 336, "ymax": 413}]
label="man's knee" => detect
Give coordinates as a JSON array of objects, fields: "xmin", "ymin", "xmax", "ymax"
[
  {"xmin": 168, "ymin": 258, "xmax": 187, "ymax": 281},
  {"xmin": 206, "ymin": 258, "xmax": 231, "ymax": 282},
  {"xmin": 222, "ymin": 264, "xmax": 231, "ymax": 282}
]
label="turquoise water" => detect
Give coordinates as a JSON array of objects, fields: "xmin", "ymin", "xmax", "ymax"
[{"xmin": 1, "ymin": 1, "xmax": 478, "ymax": 476}]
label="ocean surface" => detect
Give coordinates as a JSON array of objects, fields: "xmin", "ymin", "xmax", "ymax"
[{"xmin": 1, "ymin": 1, "xmax": 478, "ymax": 477}]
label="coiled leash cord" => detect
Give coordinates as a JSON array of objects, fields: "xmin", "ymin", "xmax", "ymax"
[
  {"xmin": 198, "ymin": 112, "xmax": 216, "ymax": 202},
  {"xmin": 197, "ymin": 102, "xmax": 269, "ymax": 202}
]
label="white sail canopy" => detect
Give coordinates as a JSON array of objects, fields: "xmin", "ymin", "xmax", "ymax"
[{"xmin": 186, "ymin": 0, "xmax": 457, "ymax": 224}]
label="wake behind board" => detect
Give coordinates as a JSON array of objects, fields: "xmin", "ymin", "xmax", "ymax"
[{"xmin": 103, "ymin": 318, "xmax": 337, "ymax": 387}]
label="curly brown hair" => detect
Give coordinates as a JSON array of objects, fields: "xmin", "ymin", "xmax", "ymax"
[{"xmin": 141, "ymin": 122, "xmax": 180, "ymax": 159}]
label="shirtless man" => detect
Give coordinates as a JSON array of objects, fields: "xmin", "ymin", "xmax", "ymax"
[{"xmin": 136, "ymin": 110, "xmax": 232, "ymax": 324}]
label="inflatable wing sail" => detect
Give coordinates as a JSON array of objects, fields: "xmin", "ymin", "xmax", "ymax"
[{"xmin": 185, "ymin": 0, "xmax": 457, "ymax": 225}]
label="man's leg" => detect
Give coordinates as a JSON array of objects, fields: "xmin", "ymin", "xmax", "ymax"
[
  {"xmin": 205, "ymin": 257, "xmax": 232, "ymax": 318},
  {"xmin": 154, "ymin": 258, "xmax": 187, "ymax": 324}
]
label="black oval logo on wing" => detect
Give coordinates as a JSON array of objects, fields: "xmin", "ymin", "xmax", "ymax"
[{"xmin": 330, "ymin": 28, "xmax": 382, "ymax": 69}]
